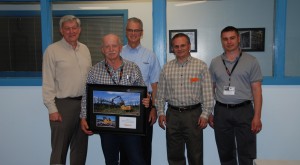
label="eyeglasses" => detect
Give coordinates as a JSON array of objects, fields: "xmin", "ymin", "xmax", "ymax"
[{"xmin": 126, "ymin": 29, "xmax": 143, "ymax": 33}]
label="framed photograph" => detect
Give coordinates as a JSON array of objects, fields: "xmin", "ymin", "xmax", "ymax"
[
  {"xmin": 86, "ymin": 84, "xmax": 148, "ymax": 136},
  {"xmin": 169, "ymin": 29, "xmax": 197, "ymax": 53},
  {"xmin": 238, "ymin": 28, "xmax": 265, "ymax": 52}
]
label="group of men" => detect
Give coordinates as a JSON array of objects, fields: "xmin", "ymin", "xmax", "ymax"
[{"xmin": 42, "ymin": 15, "xmax": 263, "ymax": 165}]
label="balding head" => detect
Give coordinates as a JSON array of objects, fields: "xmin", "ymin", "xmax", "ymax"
[{"xmin": 101, "ymin": 33, "xmax": 123, "ymax": 62}]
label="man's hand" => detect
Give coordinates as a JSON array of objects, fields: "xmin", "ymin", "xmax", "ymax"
[
  {"xmin": 148, "ymin": 108, "xmax": 157, "ymax": 126},
  {"xmin": 198, "ymin": 116, "xmax": 208, "ymax": 129},
  {"xmin": 208, "ymin": 114, "xmax": 214, "ymax": 128},
  {"xmin": 142, "ymin": 94, "xmax": 150, "ymax": 108},
  {"xmin": 158, "ymin": 115, "xmax": 167, "ymax": 130},
  {"xmin": 49, "ymin": 112, "xmax": 62, "ymax": 122},
  {"xmin": 80, "ymin": 118, "xmax": 93, "ymax": 135},
  {"xmin": 251, "ymin": 116, "xmax": 262, "ymax": 134}
]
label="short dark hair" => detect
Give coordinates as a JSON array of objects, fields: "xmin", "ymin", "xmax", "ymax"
[
  {"xmin": 171, "ymin": 33, "xmax": 191, "ymax": 47},
  {"xmin": 221, "ymin": 26, "xmax": 239, "ymax": 37}
]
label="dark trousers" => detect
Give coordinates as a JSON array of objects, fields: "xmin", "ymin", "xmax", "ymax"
[
  {"xmin": 120, "ymin": 109, "xmax": 153, "ymax": 165},
  {"xmin": 166, "ymin": 106, "xmax": 203, "ymax": 165},
  {"xmin": 214, "ymin": 103, "xmax": 256, "ymax": 165},
  {"xmin": 100, "ymin": 134, "xmax": 146, "ymax": 165},
  {"xmin": 50, "ymin": 98, "xmax": 88, "ymax": 165}
]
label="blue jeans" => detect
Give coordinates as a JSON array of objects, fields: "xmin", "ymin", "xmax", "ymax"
[{"xmin": 100, "ymin": 133, "xmax": 146, "ymax": 165}]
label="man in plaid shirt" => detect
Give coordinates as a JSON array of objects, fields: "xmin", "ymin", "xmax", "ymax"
[
  {"xmin": 156, "ymin": 33, "xmax": 214, "ymax": 165},
  {"xmin": 80, "ymin": 33, "xmax": 150, "ymax": 165}
]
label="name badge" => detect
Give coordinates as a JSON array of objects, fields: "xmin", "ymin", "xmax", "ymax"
[{"xmin": 223, "ymin": 86, "xmax": 235, "ymax": 95}]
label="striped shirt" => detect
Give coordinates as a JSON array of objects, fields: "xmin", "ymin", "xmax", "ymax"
[
  {"xmin": 80, "ymin": 58, "xmax": 145, "ymax": 118},
  {"xmin": 156, "ymin": 56, "xmax": 214, "ymax": 119}
]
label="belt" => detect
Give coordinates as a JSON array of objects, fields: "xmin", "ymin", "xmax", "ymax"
[
  {"xmin": 216, "ymin": 100, "xmax": 251, "ymax": 108},
  {"xmin": 67, "ymin": 96, "xmax": 82, "ymax": 100},
  {"xmin": 168, "ymin": 103, "xmax": 201, "ymax": 112}
]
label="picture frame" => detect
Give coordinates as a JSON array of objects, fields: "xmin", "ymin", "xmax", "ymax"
[
  {"xmin": 86, "ymin": 84, "xmax": 148, "ymax": 136},
  {"xmin": 169, "ymin": 29, "xmax": 197, "ymax": 53},
  {"xmin": 238, "ymin": 28, "xmax": 265, "ymax": 52}
]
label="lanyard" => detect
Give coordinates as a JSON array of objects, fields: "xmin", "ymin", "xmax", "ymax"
[
  {"xmin": 105, "ymin": 63, "xmax": 124, "ymax": 85},
  {"xmin": 222, "ymin": 52, "xmax": 242, "ymax": 86}
]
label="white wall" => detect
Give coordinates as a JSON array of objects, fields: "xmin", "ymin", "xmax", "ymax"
[
  {"xmin": 1, "ymin": 0, "xmax": 300, "ymax": 164},
  {"xmin": 167, "ymin": 0, "xmax": 274, "ymax": 76},
  {"xmin": 1, "ymin": 86, "xmax": 300, "ymax": 164}
]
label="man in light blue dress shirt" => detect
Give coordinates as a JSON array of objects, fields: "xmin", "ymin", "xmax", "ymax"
[{"xmin": 120, "ymin": 17, "xmax": 161, "ymax": 165}]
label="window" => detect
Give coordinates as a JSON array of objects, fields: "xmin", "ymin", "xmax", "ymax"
[
  {"xmin": 0, "ymin": 9, "xmax": 128, "ymax": 86},
  {"xmin": 285, "ymin": 0, "xmax": 300, "ymax": 77},
  {"xmin": 0, "ymin": 15, "xmax": 42, "ymax": 77}
]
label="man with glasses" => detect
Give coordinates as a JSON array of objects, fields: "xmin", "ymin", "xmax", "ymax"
[{"xmin": 120, "ymin": 17, "xmax": 161, "ymax": 165}]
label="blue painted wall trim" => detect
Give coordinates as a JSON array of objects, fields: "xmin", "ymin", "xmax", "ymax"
[
  {"xmin": 261, "ymin": 0, "xmax": 300, "ymax": 85},
  {"xmin": 274, "ymin": 0, "xmax": 286, "ymax": 79},
  {"xmin": 41, "ymin": 0, "xmax": 52, "ymax": 53},
  {"xmin": 153, "ymin": 0, "xmax": 167, "ymax": 67}
]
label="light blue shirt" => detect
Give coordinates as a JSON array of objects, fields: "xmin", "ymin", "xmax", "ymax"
[{"xmin": 121, "ymin": 44, "xmax": 161, "ymax": 92}]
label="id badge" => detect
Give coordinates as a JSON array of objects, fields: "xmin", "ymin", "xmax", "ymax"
[{"xmin": 223, "ymin": 86, "xmax": 235, "ymax": 95}]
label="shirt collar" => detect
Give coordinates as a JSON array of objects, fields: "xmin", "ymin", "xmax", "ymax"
[
  {"xmin": 61, "ymin": 38, "xmax": 80, "ymax": 50},
  {"xmin": 125, "ymin": 44, "xmax": 141, "ymax": 52},
  {"xmin": 176, "ymin": 55, "xmax": 192, "ymax": 65},
  {"xmin": 104, "ymin": 56, "xmax": 124, "ymax": 71},
  {"xmin": 221, "ymin": 50, "xmax": 242, "ymax": 62}
]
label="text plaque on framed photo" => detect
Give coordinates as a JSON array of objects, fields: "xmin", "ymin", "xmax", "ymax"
[{"xmin": 86, "ymin": 84, "xmax": 147, "ymax": 136}]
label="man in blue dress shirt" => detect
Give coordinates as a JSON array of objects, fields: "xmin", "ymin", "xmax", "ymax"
[{"xmin": 120, "ymin": 17, "xmax": 161, "ymax": 165}]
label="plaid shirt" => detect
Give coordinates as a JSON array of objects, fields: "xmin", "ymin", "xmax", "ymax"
[
  {"xmin": 80, "ymin": 58, "xmax": 145, "ymax": 118},
  {"xmin": 156, "ymin": 56, "xmax": 214, "ymax": 119}
]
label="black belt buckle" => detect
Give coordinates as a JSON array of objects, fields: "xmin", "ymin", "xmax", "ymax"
[
  {"xmin": 178, "ymin": 107, "xmax": 188, "ymax": 112},
  {"xmin": 69, "ymin": 96, "xmax": 82, "ymax": 100},
  {"xmin": 169, "ymin": 103, "xmax": 201, "ymax": 112}
]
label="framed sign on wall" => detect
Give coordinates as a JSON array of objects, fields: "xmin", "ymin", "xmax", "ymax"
[
  {"xmin": 169, "ymin": 29, "xmax": 197, "ymax": 53},
  {"xmin": 238, "ymin": 28, "xmax": 265, "ymax": 52}
]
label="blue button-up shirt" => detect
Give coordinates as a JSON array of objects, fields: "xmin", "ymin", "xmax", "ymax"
[{"xmin": 121, "ymin": 44, "xmax": 161, "ymax": 92}]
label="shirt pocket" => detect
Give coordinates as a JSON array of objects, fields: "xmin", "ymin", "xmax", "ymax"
[{"xmin": 187, "ymin": 73, "xmax": 202, "ymax": 91}]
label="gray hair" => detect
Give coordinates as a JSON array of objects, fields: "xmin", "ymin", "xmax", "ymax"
[
  {"xmin": 127, "ymin": 17, "xmax": 143, "ymax": 29},
  {"xmin": 59, "ymin": 15, "xmax": 81, "ymax": 29},
  {"xmin": 100, "ymin": 33, "xmax": 123, "ymax": 48}
]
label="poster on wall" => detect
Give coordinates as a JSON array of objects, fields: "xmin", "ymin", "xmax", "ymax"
[
  {"xmin": 238, "ymin": 28, "xmax": 265, "ymax": 52},
  {"xmin": 169, "ymin": 29, "xmax": 197, "ymax": 53}
]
